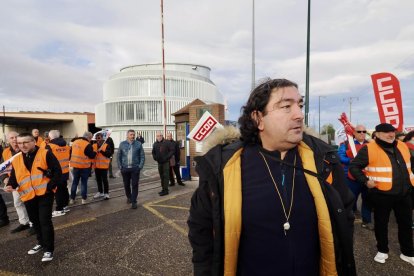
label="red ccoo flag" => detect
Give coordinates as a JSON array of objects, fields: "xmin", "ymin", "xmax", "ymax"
[{"xmin": 371, "ymin": 72, "xmax": 404, "ymax": 131}]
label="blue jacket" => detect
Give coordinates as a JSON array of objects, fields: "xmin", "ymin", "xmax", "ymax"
[
  {"xmin": 338, "ymin": 139, "xmax": 367, "ymax": 176},
  {"xmin": 117, "ymin": 140, "xmax": 145, "ymax": 170}
]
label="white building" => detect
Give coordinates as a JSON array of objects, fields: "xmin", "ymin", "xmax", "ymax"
[{"xmin": 95, "ymin": 63, "xmax": 225, "ymax": 148}]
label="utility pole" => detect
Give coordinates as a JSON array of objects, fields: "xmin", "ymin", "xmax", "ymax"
[
  {"xmin": 343, "ymin": 97, "xmax": 359, "ymax": 122},
  {"xmin": 318, "ymin": 96, "xmax": 326, "ymax": 137},
  {"xmin": 305, "ymin": 0, "xmax": 311, "ymax": 126},
  {"xmin": 251, "ymin": 0, "xmax": 255, "ymax": 91},
  {"xmin": 160, "ymin": 0, "xmax": 167, "ymax": 135}
]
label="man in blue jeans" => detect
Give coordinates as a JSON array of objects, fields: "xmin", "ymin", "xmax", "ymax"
[
  {"xmin": 70, "ymin": 131, "xmax": 96, "ymax": 205},
  {"xmin": 118, "ymin": 130, "xmax": 145, "ymax": 209},
  {"xmin": 338, "ymin": 124, "xmax": 372, "ymax": 229}
]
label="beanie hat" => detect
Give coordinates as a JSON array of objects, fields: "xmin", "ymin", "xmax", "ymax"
[{"xmin": 375, "ymin": 123, "xmax": 396, "ymax": 132}]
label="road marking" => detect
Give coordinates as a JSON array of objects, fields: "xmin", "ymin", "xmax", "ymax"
[
  {"xmin": 143, "ymin": 196, "xmax": 188, "ymax": 236},
  {"xmin": 55, "ymin": 217, "xmax": 97, "ymax": 231},
  {"xmin": 0, "ymin": 270, "xmax": 27, "ymax": 276},
  {"xmin": 150, "ymin": 204, "xmax": 189, "ymax": 210}
]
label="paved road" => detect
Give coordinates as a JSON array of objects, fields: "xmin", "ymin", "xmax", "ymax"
[{"xmin": 0, "ymin": 153, "xmax": 413, "ymax": 275}]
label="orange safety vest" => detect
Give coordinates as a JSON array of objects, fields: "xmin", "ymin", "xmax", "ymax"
[
  {"xmin": 11, "ymin": 148, "xmax": 51, "ymax": 202},
  {"xmin": 49, "ymin": 143, "xmax": 70, "ymax": 174},
  {"xmin": 1, "ymin": 147, "xmax": 19, "ymax": 176},
  {"xmin": 35, "ymin": 136, "xmax": 44, "ymax": 147},
  {"xmin": 92, "ymin": 143, "xmax": 110, "ymax": 169},
  {"xmin": 365, "ymin": 141, "xmax": 414, "ymax": 191},
  {"xmin": 70, "ymin": 139, "xmax": 92, "ymax": 169}
]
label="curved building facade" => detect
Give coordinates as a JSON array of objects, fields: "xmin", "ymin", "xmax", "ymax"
[{"xmin": 95, "ymin": 63, "xmax": 224, "ymax": 148}]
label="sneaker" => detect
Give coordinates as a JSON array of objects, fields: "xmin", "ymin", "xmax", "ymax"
[
  {"xmin": 93, "ymin": 192, "xmax": 104, "ymax": 199},
  {"xmin": 178, "ymin": 181, "xmax": 185, "ymax": 186},
  {"xmin": 126, "ymin": 198, "xmax": 131, "ymax": 204},
  {"xmin": 104, "ymin": 193, "xmax": 110, "ymax": 200},
  {"xmin": 131, "ymin": 202, "xmax": 137, "ymax": 209},
  {"xmin": 52, "ymin": 210, "xmax": 66, "ymax": 218},
  {"xmin": 28, "ymin": 244, "xmax": 43, "ymax": 255},
  {"xmin": 81, "ymin": 199, "xmax": 87, "ymax": 204},
  {"xmin": 63, "ymin": 206, "xmax": 70, "ymax": 213},
  {"xmin": 69, "ymin": 199, "xmax": 75, "ymax": 205},
  {"xmin": 400, "ymin": 254, "xmax": 414, "ymax": 266},
  {"xmin": 41, "ymin": 252, "xmax": 53, "ymax": 262},
  {"xmin": 10, "ymin": 224, "xmax": 30, "ymax": 234},
  {"xmin": 169, "ymin": 183, "xmax": 175, "ymax": 187},
  {"xmin": 361, "ymin": 222, "xmax": 375, "ymax": 231},
  {"xmin": 374, "ymin": 252, "xmax": 389, "ymax": 264}
]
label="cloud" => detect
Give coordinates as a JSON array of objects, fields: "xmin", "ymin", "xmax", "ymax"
[{"xmin": 0, "ymin": 0, "xmax": 413, "ymax": 129}]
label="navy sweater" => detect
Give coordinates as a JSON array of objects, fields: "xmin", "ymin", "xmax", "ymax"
[{"xmin": 237, "ymin": 144, "xmax": 320, "ymax": 276}]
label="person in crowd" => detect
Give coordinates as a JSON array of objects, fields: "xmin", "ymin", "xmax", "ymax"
[
  {"xmin": 0, "ymin": 190, "xmax": 9, "ymax": 228},
  {"xmin": 349, "ymin": 123, "xmax": 414, "ymax": 265},
  {"xmin": 1, "ymin": 131, "xmax": 34, "ymax": 235},
  {"xmin": 4, "ymin": 132, "xmax": 61, "ymax": 262},
  {"xmin": 396, "ymin": 132, "xmax": 406, "ymax": 142},
  {"xmin": 69, "ymin": 131, "xmax": 96, "ymax": 204},
  {"xmin": 39, "ymin": 131, "xmax": 50, "ymax": 148},
  {"xmin": 106, "ymin": 136, "xmax": 116, "ymax": 179},
  {"xmin": 188, "ymin": 78, "xmax": 356, "ymax": 275},
  {"xmin": 46, "ymin": 130, "xmax": 71, "ymax": 217},
  {"xmin": 32, "ymin": 129, "xmax": 43, "ymax": 147},
  {"xmin": 136, "ymin": 132, "xmax": 145, "ymax": 145},
  {"xmin": 338, "ymin": 125, "xmax": 373, "ymax": 230},
  {"xmin": 402, "ymin": 131, "xmax": 414, "ymax": 229},
  {"xmin": 152, "ymin": 132, "xmax": 174, "ymax": 196},
  {"xmin": 370, "ymin": 131, "xmax": 377, "ymax": 142},
  {"xmin": 117, "ymin": 130, "xmax": 145, "ymax": 209},
  {"xmin": 166, "ymin": 133, "xmax": 184, "ymax": 186},
  {"xmin": 92, "ymin": 133, "xmax": 112, "ymax": 200}
]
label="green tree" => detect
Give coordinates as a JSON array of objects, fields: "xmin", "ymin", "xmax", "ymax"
[{"xmin": 321, "ymin": 123, "xmax": 336, "ymax": 144}]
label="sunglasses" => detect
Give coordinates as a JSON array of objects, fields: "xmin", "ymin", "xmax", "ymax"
[{"xmin": 356, "ymin": 130, "xmax": 367, "ymax": 133}]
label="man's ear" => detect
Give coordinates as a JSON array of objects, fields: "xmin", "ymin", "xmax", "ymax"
[{"xmin": 251, "ymin": 110, "xmax": 264, "ymax": 131}]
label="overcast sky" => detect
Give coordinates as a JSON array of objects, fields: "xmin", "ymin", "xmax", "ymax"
[{"xmin": 1, "ymin": 0, "xmax": 413, "ymax": 131}]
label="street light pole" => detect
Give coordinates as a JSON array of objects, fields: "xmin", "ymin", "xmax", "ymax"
[
  {"xmin": 305, "ymin": 0, "xmax": 311, "ymax": 126},
  {"xmin": 251, "ymin": 0, "xmax": 255, "ymax": 91},
  {"xmin": 318, "ymin": 96, "xmax": 326, "ymax": 137},
  {"xmin": 343, "ymin": 97, "xmax": 359, "ymax": 122}
]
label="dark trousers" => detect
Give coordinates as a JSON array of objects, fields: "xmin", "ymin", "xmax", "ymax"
[
  {"xmin": 370, "ymin": 192, "xmax": 413, "ymax": 256},
  {"xmin": 169, "ymin": 163, "xmax": 182, "ymax": 184},
  {"xmin": 158, "ymin": 162, "xmax": 170, "ymax": 191},
  {"xmin": 71, "ymin": 168, "xmax": 91, "ymax": 200},
  {"xmin": 0, "ymin": 194, "xmax": 8, "ymax": 222},
  {"xmin": 55, "ymin": 178, "xmax": 69, "ymax": 211},
  {"xmin": 95, "ymin": 168, "xmax": 109, "ymax": 194},
  {"xmin": 25, "ymin": 193, "xmax": 55, "ymax": 252},
  {"xmin": 109, "ymin": 157, "xmax": 114, "ymax": 177},
  {"xmin": 121, "ymin": 167, "xmax": 140, "ymax": 203},
  {"xmin": 346, "ymin": 177, "xmax": 372, "ymax": 223}
]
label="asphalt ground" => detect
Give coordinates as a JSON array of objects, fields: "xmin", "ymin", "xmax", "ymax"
[{"xmin": 0, "ymin": 153, "xmax": 413, "ymax": 275}]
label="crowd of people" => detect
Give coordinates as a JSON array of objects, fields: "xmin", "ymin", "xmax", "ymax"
[
  {"xmin": 0, "ymin": 128, "xmax": 185, "ymax": 262},
  {"xmin": 1, "ymin": 78, "xmax": 413, "ymax": 273}
]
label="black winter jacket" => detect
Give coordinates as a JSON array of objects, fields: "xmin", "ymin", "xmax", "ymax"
[{"xmin": 188, "ymin": 133, "xmax": 356, "ymax": 276}]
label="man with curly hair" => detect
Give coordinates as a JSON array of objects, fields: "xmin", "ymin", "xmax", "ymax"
[{"xmin": 188, "ymin": 78, "xmax": 356, "ymax": 276}]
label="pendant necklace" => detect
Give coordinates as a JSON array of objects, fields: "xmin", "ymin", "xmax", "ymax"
[{"xmin": 259, "ymin": 151, "xmax": 296, "ymax": 236}]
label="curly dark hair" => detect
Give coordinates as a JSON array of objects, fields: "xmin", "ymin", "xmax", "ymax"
[{"xmin": 238, "ymin": 78, "xmax": 298, "ymax": 144}]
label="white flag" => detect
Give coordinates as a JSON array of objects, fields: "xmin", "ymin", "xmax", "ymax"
[{"xmin": 187, "ymin": 111, "xmax": 222, "ymax": 142}]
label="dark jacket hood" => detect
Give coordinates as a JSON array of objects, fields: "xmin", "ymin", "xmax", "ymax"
[{"xmin": 50, "ymin": 137, "xmax": 67, "ymax": 147}]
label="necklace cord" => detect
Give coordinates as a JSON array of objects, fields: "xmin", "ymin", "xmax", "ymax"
[{"xmin": 259, "ymin": 152, "xmax": 296, "ymax": 222}]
